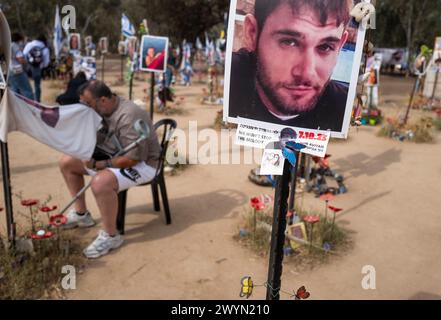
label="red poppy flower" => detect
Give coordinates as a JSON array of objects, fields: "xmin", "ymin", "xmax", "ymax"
[
  {"xmin": 327, "ymin": 205, "xmax": 343, "ymax": 214},
  {"xmin": 21, "ymin": 199, "xmax": 39, "ymax": 206},
  {"xmin": 31, "ymin": 230, "xmax": 54, "ymax": 240},
  {"xmin": 303, "ymin": 215, "xmax": 320, "ymax": 224},
  {"xmin": 320, "ymin": 193, "xmax": 334, "ymax": 202},
  {"xmin": 49, "ymin": 214, "xmax": 67, "ymax": 227},
  {"xmin": 39, "ymin": 205, "xmax": 58, "ymax": 213},
  {"xmin": 250, "ymin": 197, "xmax": 265, "ymax": 211}
]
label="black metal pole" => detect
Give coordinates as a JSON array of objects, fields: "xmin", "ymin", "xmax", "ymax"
[
  {"xmin": 162, "ymin": 75, "xmax": 167, "ymax": 110},
  {"xmin": 1, "ymin": 141, "xmax": 15, "ymax": 245},
  {"xmin": 120, "ymin": 55, "xmax": 124, "ymax": 82},
  {"xmin": 266, "ymin": 154, "xmax": 298, "ymax": 300},
  {"xmin": 150, "ymin": 72, "xmax": 155, "ymax": 121},
  {"xmin": 129, "ymin": 71, "xmax": 134, "ymax": 100},
  {"xmin": 287, "ymin": 165, "xmax": 296, "ymax": 213},
  {"xmin": 101, "ymin": 54, "xmax": 105, "ymax": 82}
]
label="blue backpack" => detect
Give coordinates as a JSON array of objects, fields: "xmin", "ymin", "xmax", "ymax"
[{"xmin": 27, "ymin": 46, "xmax": 44, "ymax": 67}]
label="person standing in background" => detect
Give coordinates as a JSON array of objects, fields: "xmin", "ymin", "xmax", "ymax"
[
  {"xmin": 24, "ymin": 34, "xmax": 50, "ymax": 102},
  {"xmin": 8, "ymin": 33, "xmax": 34, "ymax": 100}
]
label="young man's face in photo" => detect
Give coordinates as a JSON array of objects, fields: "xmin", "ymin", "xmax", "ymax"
[
  {"xmin": 71, "ymin": 36, "xmax": 78, "ymax": 49},
  {"xmin": 246, "ymin": 3, "xmax": 349, "ymax": 116}
]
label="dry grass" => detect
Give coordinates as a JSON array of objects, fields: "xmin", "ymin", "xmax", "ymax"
[
  {"xmin": 0, "ymin": 231, "xmax": 86, "ymax": 299},
  {"xmin": 378, "ymin": 116, "xmax": 435, "ymax": 143},
  {"xmin": 435, "ymin": 116, "xmax": 441, "ymax": 131},
  {"xmin": 0, "ymin": 195, "xmax": 87, "ymax": 299},
  {"xmin": 213, "ymin": 110, "xmax": 237, "ymax": 130},
  {"xmin": 234, "ymin": 204, "xmax": 353, "ymax": 270}
]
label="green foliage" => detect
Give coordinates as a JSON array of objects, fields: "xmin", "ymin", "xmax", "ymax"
[
  {"xmin": 1, "ymin": 0, "xmax": 228, "ymax": 51},
  {"xmin": 0, "ymin": 232, "xmax": 86, "ymax": 299},
  {"xmin": 373, "ymin": 0, "xmax": 441, "ymax": 62}
]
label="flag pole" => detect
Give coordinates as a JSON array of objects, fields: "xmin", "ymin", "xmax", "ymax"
[{"xmin": 0, "ymin": 89, "xmax": 15, "ymax": 246}]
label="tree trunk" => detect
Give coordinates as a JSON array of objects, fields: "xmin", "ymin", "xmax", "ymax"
[
  {"xmin": 15, "ymin": 0, "xmax": 25, "ymax": 36},
  {"xmin": 405, "ymin": 2, "xmax": 413, "ymax": 77}
]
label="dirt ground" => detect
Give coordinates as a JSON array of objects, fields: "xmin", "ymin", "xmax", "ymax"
[{"xmin": 1, "ymin": 59, "xmax": 441, "ymax": 300}]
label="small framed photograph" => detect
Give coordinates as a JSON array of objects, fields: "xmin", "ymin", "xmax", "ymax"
[
  {"xmin": 260, "ymin": 149, "xmax": 284, "ymax": 176},
  {"xmin": 288, "ymin": 222, "xmax": 307, "ymax": 250},
  {"xmin": 85, "ymin": 36, "xmax": 92, "ymax": 48},
  {"xmin": 68, "ymin": 33, "xmax": 81, "ymax": 51},
  {"xmin": 127, "ymin": 36, "xmax": 138, "ymax": 62},
  {"xmin": 99, "ymin": 37, "xmax": 108, "ymax": 54},
  {"xmin": 118, "ymin": 40, "xmax": 127, "ymax": 56},
  {"xmin": 139, "ymin": 35, "xmax": 169, "ymax": 73}
]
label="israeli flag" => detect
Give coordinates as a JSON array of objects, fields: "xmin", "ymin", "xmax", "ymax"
[
  {"xmin": 196, "ymin": 37, "xmax": 203, "ymax": 50},
  {"xmin": 121, "ymin": 13, "xmax": 135, "ymax": 38},
  {"xmin": 53, "ymin": 5, "xmax": 62, "ymax": 60}
]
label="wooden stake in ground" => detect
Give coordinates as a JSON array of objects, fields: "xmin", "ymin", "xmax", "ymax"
[{"xmin": 404, "ymin": 75, "xmax": 421, "ymax": 125}]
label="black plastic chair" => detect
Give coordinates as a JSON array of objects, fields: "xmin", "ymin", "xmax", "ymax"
[{"xmin": 116, "ymin": 118, "xmax": 177, "ymax": 235}]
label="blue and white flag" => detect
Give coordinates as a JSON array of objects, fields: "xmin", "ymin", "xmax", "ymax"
[
  {"xmin": 196, "ymin": 37, "xmax": 203, "ymax": 50},
  {"xmin": 53, "ymin": 5, "xmax": 62, "ymax": 60},
  {"xmin": 121, "ymin": 13, "xmax": 135, "ymax": 38}
]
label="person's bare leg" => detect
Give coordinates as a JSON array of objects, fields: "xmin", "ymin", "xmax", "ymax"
[
  {"xmin": 59, "ymin": 155, "xmax": 89, "ymax": 213},
  {"xmin": 90, "ymin": 170, "xmax": 119, "ymax": 235}
]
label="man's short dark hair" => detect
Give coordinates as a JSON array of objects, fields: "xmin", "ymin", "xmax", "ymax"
[
  {"xmin": 37, "ymin": 34, "xmax": 47, "ymax": 46},
  {"xmin": 254, "ymin": 0, "xmax": 353, "ymax": 31},
  {"xmin": 11, "ymin": 33, "xmax": 24, "ymax": 43},
  {"xmin": 78, "ymin": 80, "xmax": 113, "ymax": 99}
]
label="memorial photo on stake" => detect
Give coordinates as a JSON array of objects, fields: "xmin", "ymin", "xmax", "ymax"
[
  {"xmin": 139, "ymin": 35, "xmax": 169, "ymax": 73},
  {"xmin": 99, "ymin": 37, "xmax": 108, "ymax": 54},
  {"xmin": 127, "ymin": 36, "xmax": 138, "ymax": 62},
  {"xmin": 224, "ymin": 0, "xmax": 367, "ymax": 137},
  {"xmin": 69, "ymin": 33, "xmax": 81, "ymax": 51}
]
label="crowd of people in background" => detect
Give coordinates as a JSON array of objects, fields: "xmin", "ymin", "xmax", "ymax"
[
  {"xmin": 9, "ymin": 32, "xmax": 50, "ymax": 102},
  {"xmin": 6, "ymin": 30, "xmax": 225, "ymax": 106}
]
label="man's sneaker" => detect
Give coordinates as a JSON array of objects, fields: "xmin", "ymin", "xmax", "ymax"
[
  {"xmin": 63, "ymin": 210, "xmax": 96, "ymax": 229},
  {"xmin": 83, "ymin": 230, "xmax": 124, "ymax": 259}
]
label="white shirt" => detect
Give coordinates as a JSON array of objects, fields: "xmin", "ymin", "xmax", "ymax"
[{"xmin": 23, "ymin": 40, "xmax": 50, "ymax": 69}]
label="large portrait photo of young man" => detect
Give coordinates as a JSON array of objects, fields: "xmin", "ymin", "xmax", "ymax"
[{"xmin": 224, "ymin": 0, "xmax": 366, "ymax": 137}]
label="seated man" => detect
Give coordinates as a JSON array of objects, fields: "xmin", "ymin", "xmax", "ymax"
[{"xmin": 59, "ymin": 80, "xmax": 161, "ymax": 259}]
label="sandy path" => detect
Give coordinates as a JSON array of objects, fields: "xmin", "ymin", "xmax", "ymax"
[{"xmin": 1, "ymin": 60, "xmax": 440, "ymax": 300}]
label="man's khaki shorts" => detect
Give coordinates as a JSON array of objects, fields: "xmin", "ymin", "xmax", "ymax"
[{"xmin": 85, "ymin": 161, "xmax": 157, "ymax": 192}]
